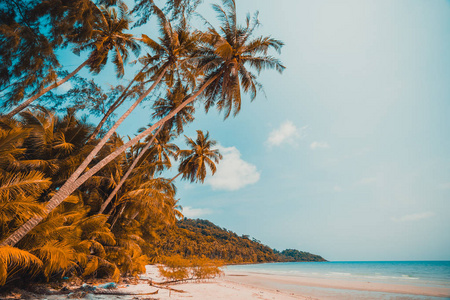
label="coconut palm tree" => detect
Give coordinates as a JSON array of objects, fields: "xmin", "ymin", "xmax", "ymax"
[
  {"xmin": 174, "ymin": 130, "xmax": 222, "ymax": 183},
  {"xmin": 0, "ymin": 246, "xmax": 43, "ymax": 285},
  {"xmin": 110, "ymin": 177, "xmax": 179, "ymax": 228},
  {"xmin": 1, "ymin": 3, "xmax": 199, "ymax": 246},
  {"xmin": 98, "ymin": 82, "xmax": 193, "ymax": 214},
  {"xmin": 98, "ymin": 127, "xmax": 165, "ymax": 214},
  {"xmin": 15, "ymin": 108, "xmax": 95, "ymax": 185},
  {"xmin": 87, "ymin": 8, "xmax": 200, "ymax": 142},
  {"xmin": 132, "ymin": 0, "xmax": 202, "ymax": 27},
  {"xmin": 54, "ymin": 1, "xmax": 198, "ymax": 183},
  {"xmin": 6, "ymin": 3, "xmax": 140, "ymax": 118},
  {"xmin": 1, "ymin": 0, "xmax": 284, "ymax": 247},
  {"xmin": 152, "ymin": 80, "xmax": 195, "ymax": 136},
  {"xmin": 87, "ymin": 63, "xmax": 150, "ymax": 142},
  {"xmin": 198, "ymin": 0, "xmax": 285, "ymax": 119}
]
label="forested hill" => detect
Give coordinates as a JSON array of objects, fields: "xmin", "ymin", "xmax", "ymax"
[
  {"xmin": 275, "ymin": 249, "xmax": 327, "ymax": 262},
  {"xmin": 155, "ymin": 219, "xmax": 326, "ymax": 263}
]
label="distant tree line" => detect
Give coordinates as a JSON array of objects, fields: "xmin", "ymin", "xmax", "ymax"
[
  {"xmin": 274, "ymin": 249, "xmax": 326, "ymax": 262},
  {"xmin": 154, "ymin": 219, "xmax": 327, "ymax": 263},
  {"xmin": 0, "ymin": 0, "xmax": 284, "ymax": 286}
]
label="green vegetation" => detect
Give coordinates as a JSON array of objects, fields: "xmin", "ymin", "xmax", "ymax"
[
  {"xmin": 275, "ymin": 249, "xmax": 327, "ymax": 262},
  {"xmin": 0, "ymin": 0, "xmax": 330, "ymax": 288},
  {"xmin": 158, "ymin": 255, "xmax": 224, "ymax": 282},
  {"xmin": 0, "ymin": 110, "xmax": 217, "ymax": 285},
  {"xmin": 155, "ymin": 219, "xmax": 327, "ymax": 263}
]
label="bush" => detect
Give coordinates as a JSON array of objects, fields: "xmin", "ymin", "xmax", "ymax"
[{"xmin": 157, "ymin": 255, "xmax": 223, "ymax": 282}]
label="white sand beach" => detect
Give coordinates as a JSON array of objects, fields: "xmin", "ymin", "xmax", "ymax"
[{"xmin": 86, "ymin": 265, "xmax": 449, "ymax": 300}]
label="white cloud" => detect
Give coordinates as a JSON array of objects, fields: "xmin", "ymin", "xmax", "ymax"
[
  {"xmin": 266, "ymin": 121, "xmax": 307, "ymax": 147},
  {"xmin": 207, "ymin": 145, "xmax": 260, "ymax": 191},
  {"xmin": 310, "ymin": 141, "xmax": 330, "ymax": 150},
  {"xmin": 391, "ymin": 212, "xmax": 435, "ymax": 222},
  {"xmin": 182, "ymin": 206, "xmax": 212, "ymax": 218}
]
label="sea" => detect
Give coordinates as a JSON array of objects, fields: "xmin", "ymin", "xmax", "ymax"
[
  {"xmin": 32, "ymin": 261, "xmax": 450, "ymax": 299},
  {"xmin": 227, "ymin": 261, "xmax": 450, "ymax": 299}
]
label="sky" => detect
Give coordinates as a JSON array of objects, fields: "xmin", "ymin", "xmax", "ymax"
[{"xmin": 60, "ymin": 0, "xmax": 450, "ymax": 261}]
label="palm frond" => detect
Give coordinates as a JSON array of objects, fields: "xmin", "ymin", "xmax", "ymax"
[
  {"xmin": 0, "ymin": 246, "xmax": 42, "ymax": 285},
  {"xmin": 33, "ymin": 240, "xmax": 77, "ymax": 279}
]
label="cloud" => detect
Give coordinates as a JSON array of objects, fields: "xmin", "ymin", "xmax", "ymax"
[
  {"xmin": 207, "ymin": 145, "xmax": 260, "ymax": 191},
  {"xmin": 266, "ymin": 121, "xmax": 307, "ymax": 147},
  {"xmin": 310, "ymin": 141, "xmax": 330, "ymax": 150},
  {"xmin": 391, "ymin": 212, "xmax": 435, "ymax": 222},
  {"xmin": 182, "ymin": 206, "xmax": 212, "ymax": 218}
]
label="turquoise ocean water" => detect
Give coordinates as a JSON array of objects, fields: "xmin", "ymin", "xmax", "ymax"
[
  {"xmin": 227, "ymin": 261, "xmax": 450, "ymax": 288},
  {"xmin": 38, "ymin": 261, "xmax": 450, "ymax": 300},
  {"xmin": 227, "ymin": 261, "xmax": 450, "ymax": 299}
]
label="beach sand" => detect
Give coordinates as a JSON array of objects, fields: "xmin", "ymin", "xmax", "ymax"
[
  {"xmin": 21, "ymin": 265, "xmax": 450, "ymax": 299},
  {"xmin": 99, "ymin": 265, "xmax": 450, "ymax": 299}
]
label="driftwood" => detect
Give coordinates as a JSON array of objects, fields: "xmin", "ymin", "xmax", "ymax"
[
  {"xmin": 141, "ymin": 277, "xmax": 197, "ymax": 285},
  {"xmin": 92, "ymin": 288, "xmax": 159, "ymax": 295},
  {"xmin": 28, "ymin": 285, "xmax": 159, "ymax": 296},
  {"xmin": 150, "ymin": 284, "xmax": 186, "ymax": 293}
]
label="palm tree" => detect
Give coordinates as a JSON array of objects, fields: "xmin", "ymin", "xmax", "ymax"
[
  {"xmin": 6, "ymin": 3, "xmax": 140, "ymax": 118},
  {"xmin": 198, "ymin": 0, "xmax": 285, "ymax": 119},
  {"xmin": 1, "ymin": 3, "xmax": 199, "ymax": 245},
  {"xmin": 87, "ymin": 63, "xmax": 149, "ymax": 142},
  {"xmin": 174, "ymin": 130, "xmax": 222, "ymax": 183},
  {"xmin": 55, "ymin": 1, "xmax": 198, "ymax": 184},
  {"xmin": 110, "ymin": 177, "xmax": 179, "ymax": 228},
  {"xmin": 87, "ymin": 7, "xmax": 200, "ymax": 141},
  {"xmin": 98, "ymin": 127, "xmax": 164, "ymax": 214},
  {"xmin": 0, "ymin": 246, "xmax": 43, "ymax": 285},
  {"xmin": 1, "ymin": 0, "xmax": 284, "ymax": 246},
  {"xmin": 15, "ymin": 108, "xmax": 95, "ymax": 185},
  {"xmin": 152, "ymin": 80, "xmax": 195, "ymax": 136},
  {"xmin": 132, "ymin": 0, "xmax": 202, "ymax": 27},
  {"xmin": 98, "ymin": 81, "xmax": 193, "ymax": 214}
]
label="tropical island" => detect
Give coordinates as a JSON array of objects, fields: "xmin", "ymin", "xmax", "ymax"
[
  {"xmin": 1, "ymin": 0, "xmax": 449, "ymax": 299},
  {"xmin": 156, "ymin": 218, "xmax": 326, "ymax": 263},
  {"xmin": 0, "ymin": 0, "xmax": 329, "ymax": 296}
]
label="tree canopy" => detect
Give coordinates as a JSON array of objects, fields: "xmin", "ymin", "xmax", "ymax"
[{"xmin": 0, "ymin": 0, "xmax": 291, "ymax": 286}]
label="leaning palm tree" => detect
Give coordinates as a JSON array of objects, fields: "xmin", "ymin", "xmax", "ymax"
[
  {"xmin": 52, "ymin": 1, "xmax": 198, "ymax": 184},
  {"xmin": 98, "ymin": 81, "xmax": 193, "ymax": 214},
  {"xmin": 1, "ymin": 0, "xmax": 284, "ymax": 247},
  {"xmin": 110, "ymin": 177, "xmax": 178, "ymax": 228},
  {"xmin": 87, "ymin": 9, "xmax": 199, "ymax": 141},
  {"xmin": 98, "ymin": 128, "xmax": 177, "ymax": 214},
  {"xmin": 6, "ymin": 3, "xmax": 140, "ymax": 118},
  {"xmin": 171, "ymin": 130, "xmax": 222, "ymax": 183}
]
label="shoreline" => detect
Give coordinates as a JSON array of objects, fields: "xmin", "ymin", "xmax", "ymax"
[
  {"xmin": 12, "ymin": 265, "xmax": 448, "ymax": 300},
  {"xmin": 223, "ymin": 270, "xmax": 450, "ymax": 299}
]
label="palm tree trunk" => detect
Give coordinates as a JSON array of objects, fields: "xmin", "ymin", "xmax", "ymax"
[
  {"xmin": 6, "ymin": 58, "xmax": 91, "ymax": 118},
  {"xmin": 72, "ymin": 72, "xmax": 221, "ymax": 187},
  {"xmin": 98, "ymin": 125, "xmax": 163, "ymax": 214},
  {"xmin": 130, "ymin": 211, "xmax": 139, "ymax": 220},
  {"xmin": 88, "ymin": 62, "xmax": 151, "ymax": 142},
  {"xmin": 0, "ymin": 71, "xmax": 220, "ymax": 247},
  {"xmin": 109, "ymin": 203, "xmax": 127, "ymax": 230},
  {"xmin": 0, "ymin": 65, "xmax": 170, "ymax": 247},
  {"xmin": 88, "ymin": 81, "xmax": 135, "ymax": 142}
]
